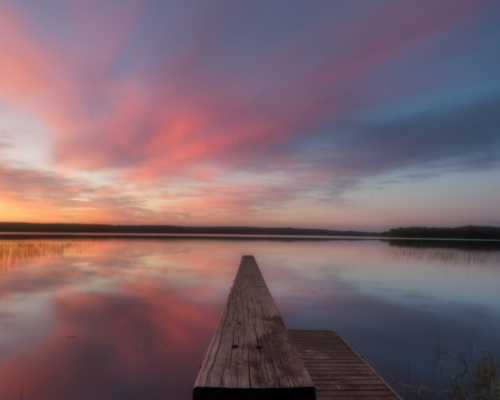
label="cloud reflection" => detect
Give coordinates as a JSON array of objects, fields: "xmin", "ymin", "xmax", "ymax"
[
  {"xmin": 0, "ymin": 238, "xmax": 499, "ymax": 400},
  {"xmin": 0, "ymin": 238, "xmax": 233, "ymax": 400},
  {"xmin": 0, "ymin": 285, "xmax": 218, "ymax": 400}
]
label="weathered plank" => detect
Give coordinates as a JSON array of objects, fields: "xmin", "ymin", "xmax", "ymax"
[
  {"xmin": 289, "ymin": 330, "xmax": 402, "ymax": 400},
  {"xmin": 193, "ymin": 256, "xmax": 315, "ymax": 400}
]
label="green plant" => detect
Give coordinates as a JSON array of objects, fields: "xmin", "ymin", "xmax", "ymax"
[{"xmin": 450, "ymin": 353, "xmax": 500, "ymax": 400}]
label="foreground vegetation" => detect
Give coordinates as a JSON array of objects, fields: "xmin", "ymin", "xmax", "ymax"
[
  {"xmin": 402, "ymin": 342, "xmax": 500, "ymax": 400},
  {"xmin": 450, "ymin": 354, "xmax": 500, "ymax": 400}
]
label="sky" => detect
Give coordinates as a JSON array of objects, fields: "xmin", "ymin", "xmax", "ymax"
[{"xmin": 0, "ymin": 0, "xmax": 499, "ymax": 231}]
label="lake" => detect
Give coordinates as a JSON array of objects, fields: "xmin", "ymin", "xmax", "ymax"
[{"xmin": 1, "ymin": 236, "xmax": 499, "ymax": 399}]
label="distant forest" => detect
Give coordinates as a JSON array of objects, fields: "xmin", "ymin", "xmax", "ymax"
[
  {"xmin": 0, "ymin": 222, "xmax": 377, "ymax": 237},
  {"xmin": 1, "ymin": 223, "xmax": 500, "ymax": 240},
  {"xmin": 385, "ymin": 226, "xmax": 500, "ymax": 240}
]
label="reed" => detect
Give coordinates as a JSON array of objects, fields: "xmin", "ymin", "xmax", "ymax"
[
  {"xmin": 0, "ymin": 240, "xmax": 82, "ymax": 272},
  {"xmin": 450, "ymin": 353, "xmax": 500, "ymax": 399},
  {"xmin": 399, "ymin": 341, "xmax": 500, "ymax": 399}
]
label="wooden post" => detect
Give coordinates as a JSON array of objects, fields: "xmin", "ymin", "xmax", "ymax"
[{"xmin": 193, "ymin": 255, "xmax": 316, "ymax": 400}]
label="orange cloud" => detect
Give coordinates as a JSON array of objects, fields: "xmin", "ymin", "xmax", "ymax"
[{"xmin": 1, "ymin": 0, "xmax": 498, "ymax": 228}]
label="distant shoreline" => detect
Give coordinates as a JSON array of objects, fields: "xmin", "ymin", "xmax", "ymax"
[
  {"xmin": 0, "ymin": 223, "xmax": 499, "ymax": 240},
  {"xmin": 0, "ymin": 222, "xmax": 378, "ymax": 237}
]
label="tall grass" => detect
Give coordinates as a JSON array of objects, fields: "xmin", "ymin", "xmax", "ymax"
[
  {"xmin": 0, "ymin": 240, "xmax": 83, "ymax": 272},
  {"xmin": 450, "ymin": 353, "xmax": 500, "ymax": 399},
  {"xmin": 400, "ymin": 342, "xmax": 500, "ymax": 400}
]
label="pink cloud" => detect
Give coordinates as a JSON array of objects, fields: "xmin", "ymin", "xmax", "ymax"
[
  {"xmin": 49, "ymin": 0, "xmax": 489, "ymax": 180},
  {"xmin": 0, "ymin": 0, "xmax": 488, "ymax": 180},
  {"xmin": 1, "ymin": 0, "xmax": 498, "ymax": 227}
]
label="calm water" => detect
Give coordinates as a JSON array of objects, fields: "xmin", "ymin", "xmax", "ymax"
[{"xmin": 0, "ymin": 237, "xmax": 499, "ymax": 399}]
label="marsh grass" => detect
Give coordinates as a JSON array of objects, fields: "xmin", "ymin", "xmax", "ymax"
[
  {"xmin": 0, "ymin": 240, "xmax": 84, "ymax": 272},
  {"xmin": 450, "ymin": 353, "xmax": 500, "ymax": 399},
  {"xmin": 399, "ymin": 336, "xmax": 500, "ymax": 400}
]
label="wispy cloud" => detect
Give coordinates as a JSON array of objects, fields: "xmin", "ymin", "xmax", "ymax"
[{"xmin": 1, "ymin": 0, "xmax": 499, "ymax": 227}]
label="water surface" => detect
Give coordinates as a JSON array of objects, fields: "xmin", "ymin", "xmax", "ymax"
[{"xmin": 1, "ymin": 237, "xmax": 499, "ymax": 399}]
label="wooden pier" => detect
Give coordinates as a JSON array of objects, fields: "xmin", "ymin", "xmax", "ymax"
[
  {"xmin": 289, "ymin": 330, "xmax": 401, "ymax": 399},
  {"xmin": 193, "ymin": 256, "xmax": 401, "ymax": 400}
]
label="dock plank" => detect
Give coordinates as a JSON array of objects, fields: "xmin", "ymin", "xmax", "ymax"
[
  {"xmin": 289, "ymin": 330, "xmax": 402, "ymax": 400},
  {"xmin": 193, "ymin": 256, "xmax": 315, "ymax": 400}
]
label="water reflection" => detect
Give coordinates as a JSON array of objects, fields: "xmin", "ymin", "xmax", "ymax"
[
  {"xmin": 385, "ymin": 240, "xmax": 500, "ymax": 267},
  {"xmin": 0, "ymin": 282, "xmax": 219, "ymax": 400},
  {"xmin": 0, "ymin": 239, "xmax": 234, "ymax": 400},
  {"xmin": 0, "ymin": 238, "xmax": 498, "ymax": 400},
  {"xmin": 0, "ymin": 240, "xmax": 87, "ymax": 272}
]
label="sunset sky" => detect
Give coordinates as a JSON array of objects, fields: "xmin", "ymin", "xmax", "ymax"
[{"xmin": 1, "ymin": 0, "xmax": 499, "ymax": 230}]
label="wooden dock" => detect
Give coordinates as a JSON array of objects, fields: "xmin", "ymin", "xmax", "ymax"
[
  {"xmin": 193, "ymin": 256, "xmax": 401, "ymax": 400},
  {"xmin": 289, "ymin": 330, "xmax": 401, "ymax": 399},
  {"xmin": 193, "ymin": 255, "xmax": 315, "ymax": 400}
]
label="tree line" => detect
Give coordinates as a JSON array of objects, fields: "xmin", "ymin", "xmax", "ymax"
[
  {"xmin": 2, "ymin": 222, "xmax": 499, "ymax": 240},
  {"xmin": 0, "ymin": 222, "xmax": 377, "ymax": 237},
  {"xmin": 384, "ymin": 225, "xmax": 500, "ymax": 240}
]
